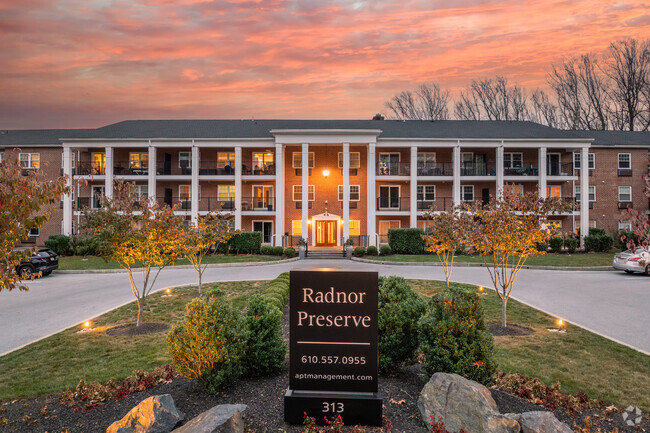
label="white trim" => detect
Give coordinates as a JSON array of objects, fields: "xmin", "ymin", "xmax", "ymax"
[
  {"xmin": 338, "ymin": 185, "xmax": 360, "ymax": 201},
  {"xmin": 461, "ymin": 184, "xmax": 474, "ymax": 202},
  {"xmin": 178, "ymin": 151, "xmax": 191, "ymax": 168},
  {"xmin": 417, "ymin": 185, "xmax": 436, "ymax": 201},
  {"xmin": 618, "ymin": 185, "xmax": 632, "ymax": 202},
  {"xmin": 252, "ymin": 220, "xmax": 274, "ymax": 245},
  {"xmin": 310, "ymin": 213, "xmax": 342, "ymax": 247},
  {"xmin": 292, "ymin": 184, "xmax": 315, "ymax": 201},
  {"xmin": 292, "ymin": 151, "xmax": 315, "ymax": 168},
  {"xmin": 19, "ymin": 152, "xmax": 40, "ymax": 169},
  {"xmin": 252, "ymin": 185, "xmax": 274, "ymax": 210},
  {"xmin": 503, "ymin": 152, "xmax": 523, "ymax": 168},
  {"xmin": 618, "ymin": 153, "xmax": 631, "ymax": 169},
  {"xmin": 338, "ymin": 151, "xmax": 361, "ymax": 169},
  {"xmin": 128, "ymin": 151, "xmax": 148, "ymax": 168},
  {"xmin": 179, "ymin": 184, "xmax": 201, "ymax": 201},
  {"xmin": 378, "ymin": 184, "xmax": 401, "ymax": 209}
]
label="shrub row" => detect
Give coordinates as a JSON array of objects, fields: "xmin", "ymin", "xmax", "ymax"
[
  {"xmin": 45, "ymin": 234, "xmax": 103, "ymax": 256},
  {"xmin": 388, "ymin": 228, "xmax": 425, "ymax": 254},
  {"xmin": 347, "ymin": 245, "xmax": 389, "ymax": 257},
  {"xmin": 260, "ymin": 245, "xmax": 285, "ymax": 256},
  {"xmin": 217, "ymin": 231, "xmax": 262, "ymax": 254},
  {"xmin": 167, "ymin": 273, "xmax": 289, "ymax": 392}
]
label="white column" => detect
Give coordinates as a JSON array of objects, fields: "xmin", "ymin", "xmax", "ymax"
[
  {"xmin": 105, "ymin": 146, "xmax": 113, "ymax": 199},
  {"xmin": 580, "ymin": 146, "xmax": 590, "ymax": 247},
  {"xmin": 148, "ymin": 144, "xmax": 156, "ymax": 200},
  {"xmin": 496, "ymin": 144, "xmax": 504, "ymax": 199},
  {"xmin": 63, "ymin": 147, "xmax": 73, "ymax": 236},
  {"xmin": 410, "ymin": 145, "xmax": 417, "ymax": 227},
  {"xmin": 301, "ymin": 143, "xmax": 309, "ymax": 244},
  {"xmin": 538, "ymin": 147, "xmax": 547, "ymax": 198},
  {"xmin": 367, "ymin": 142, "xmax": 376, "ymax": 246},
  {"xmin": 452, "ymin": 143, "xmax": 461, "ymax": 206},
  {"xmin": 191, "ymin": 144, "xmax": 199, "ymax": 224},
  {"xmin": 234, "ymin": 146, "xmax": 242, "ymax": 230},
  {"xmin": 275, "ymin": 143, "xmax": 284, "ymax": 247},
  {"xmin": 343, "ymin": 143, "xmax": 350, "ymax": 242}
]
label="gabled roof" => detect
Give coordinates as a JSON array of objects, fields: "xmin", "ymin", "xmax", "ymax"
[{"xmin": 569, "ymin": 129, "xmax": 650, "ymax": 147}]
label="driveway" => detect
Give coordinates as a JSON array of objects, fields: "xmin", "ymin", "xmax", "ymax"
[{"xmin": 1, "ymin": 260, "xmax": 649, "ymax": 356}]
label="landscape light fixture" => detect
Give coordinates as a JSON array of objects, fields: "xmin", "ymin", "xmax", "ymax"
[
  {"xmin": 166, "ymin": 288, "xmax": 172, "ymax": 295},
  {"xmin": 556, "ymin": 318, "xmax": 566, "ymax": 330},
  {"xmin": 83, "ymin": 321, "xmax": 91, "ymax": 329}
]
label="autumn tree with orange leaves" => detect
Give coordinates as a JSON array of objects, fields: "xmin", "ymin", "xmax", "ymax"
[
  {"xmin": 421, "ymin": 210, "xmax": 470, "ymax": 288},
  {"xmin": 0, "ymin": 155, "xmax": 68, "ymax": 291},
  {"xmin": 463, "ymin": 188, "xmax": 572, "ymax": 328},
  {"xmin": 83, "ymin": 181, "xmax": 186, "ymax": 326}
]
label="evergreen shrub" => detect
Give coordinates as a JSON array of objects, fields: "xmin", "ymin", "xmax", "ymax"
[
  {"xmin": 45, "ymin": 234, "xmax": 72, "ymax": 256},
  {"xmin": 353, "ymin": 246, "xmax": 366, "ymax": 257},
  {"xmin": 284, "ymin": 247, "xmax": 296, "ymax": 258},
  {"xmin": 272, "ymin": 246, "xmax": 284, "ymax": 256},
  {"xmin": 563, "ymin": 238, "xmax": 579, "ymax": 253},
  {"xmin": 242, "ymin": 294, "xmax": 287, "ymax": 375},
  {"xmin": 549, "ymin": 237, "xmax": 564, "ymax": 253},
  {"xmin": 388, "ymin": 228, "xmax": 425, "ymax": 254},
  {"xmin": 380, "ymin": 245, "xmax": 392, "ymax": 256},
  {"xmin": 366, "ymin": 246, "xmax": 378, "ymax": 256}
]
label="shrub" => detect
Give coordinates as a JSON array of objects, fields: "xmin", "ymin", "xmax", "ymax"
[
  {"xmin": 597, "ymin": 235, "xmax": 613, "ymax": 252},
  {"xmin": 70, "ymin": 234, "xmax": 103, "ymax": 256},
  {"xmin": 228, "ymin": 231, "xmax": 262, "ymax": 254},
  {"xmin": 261, "ymin": 272, "xmax": 290, "ymax": 310},
  {"xmin": 564, "ymin": 237, "xmax": 579, "ymax": 254},
  {"xmin": 617, "ymin": 230, "xmax": 639, "ymax": 250},
  {"xmin": 272, "ymin": 246, "xmax": 284, "ymax": 256},
  {"xmin": 45, "ymin": 234, "xmax": 72, "ymax": 256},
  {"xmin": 419, "ymin": 287, "xmax": 497, "ymax": 385},
  {"xmin": 242, "ymin": 294, "xmax": 287, "ymax": 375},
  {"xmin": 167, "ymin": 290, "xmax": 246, "ymax": 393},
  {"xmin": 366, "ymin": 245, "xmax": 378, "ymax": 256},
  {"xmin": 380, "ymin": 245, "xmax": 392, "ymax": 256},
  {"xmin": 260, "ymin": 245, "xmax": 272, "ymax": 255},
  {"xmin": 583, "ymin": 235, "xmax": 613, "ymax": 252},
  {"xmin": 284, "ymin": 247, "xmax": 296, "ymax": 258},
  {"xmin": 353, "ymin": 246, "xmax": 366, "ymax": 257},
  {"xmin": 388, "ymin": 228, "xmax": 425, "ymax": 254},
  {"xmin": 378, "ymin": 276, "xmax": 426, "ymax": 372},
  {"xmin": 549, "ymin": 237, "xmax": 564, "ymax": 253},
  {"xmin": 589, "ymin": 228, "xmax": 607, "ymax": 237}
]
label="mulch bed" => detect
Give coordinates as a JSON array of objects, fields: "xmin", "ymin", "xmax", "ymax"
[
  {"xmin": 105, "ymin": 323, "xmax": 170, "ymax": 336},
  {"xmin": 488, "ymin": 323, "xmax": 534, "ymax": 337}
]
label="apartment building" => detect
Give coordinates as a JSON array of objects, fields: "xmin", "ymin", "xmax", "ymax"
[{"xmin": 0, "ymin": 120, "xmax": 647, "ymax": 247}]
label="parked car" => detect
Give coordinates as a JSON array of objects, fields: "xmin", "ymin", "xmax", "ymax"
[
  {"xmin": 612, "ymin": 247, "xmax": 650, "ymax": 275},
  {"xmin": 13, "ymin": 248, "xmax": 59, "ymax": 278}
]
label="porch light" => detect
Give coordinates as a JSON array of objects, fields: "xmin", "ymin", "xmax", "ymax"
[{"xmin": 322, "ymin": 169, "xmax": 330, "ymax": 178}]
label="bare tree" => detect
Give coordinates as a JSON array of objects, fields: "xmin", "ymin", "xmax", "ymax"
[
  {"xmin": 454, "ymin": 76, "xmax": 530, "ymax": 121},
  {"xmin": 530, "ymin": 89, "xmax": 561, "ymax": 128},
  {"xmin": 605, "ymin": 39, "xmax": 650, "ymax": 131},
  {"xmin": 385, "ymin": 83, "xmax": 450, "ymax": 120}
]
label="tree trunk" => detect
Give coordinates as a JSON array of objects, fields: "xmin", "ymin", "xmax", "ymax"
[
  {"xmin": 137, "ymin": 297, "xmax": 143, "ymax": 327},
  {"xmin": 501, "ymin": 298, "xmax": 508, "ymax": 328},
  {"xmin": 198, "ymin": 271, "xmax": 202, "ymax": 295}
]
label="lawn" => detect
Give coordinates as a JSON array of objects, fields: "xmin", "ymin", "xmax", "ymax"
[
  {"xmin": 58, "ymin": 254, "xmax": 283, "ymax": 270},
  {"xmin": 363, "ymin": 252, "xmax": 615, "ymax": 267},
  {"xmin": 1, "ymin": 278, "xmax": 648, "ymax": 412}
]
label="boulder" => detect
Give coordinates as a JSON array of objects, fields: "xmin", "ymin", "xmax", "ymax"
[
  {"xmin": 107, "ymin": 394, "xmax": 184, "ymax": 433},
  {"xmin": 487, "ymin": 415, "xmax": 521, "ymax": 433},
  {"xmin": 520, "ymin": 411, "xmax": 572, "ymax": 433},
  {"xmin": 173, "ymin": 404, "xmax": 247, "ymax": 433},
  {"xmin": 418, "ymin": 372, "xmax": 499, "ymax": 433}
]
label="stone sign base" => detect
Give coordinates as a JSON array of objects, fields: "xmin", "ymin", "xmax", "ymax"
[{"xmin": 284, "ymin": 389, "xmax": 383, "ymax": 426}]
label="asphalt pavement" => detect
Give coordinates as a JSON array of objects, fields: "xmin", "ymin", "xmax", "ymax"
[{"xmin": 1, "ymin": 260, "xmax": 649, "ymax": 356}]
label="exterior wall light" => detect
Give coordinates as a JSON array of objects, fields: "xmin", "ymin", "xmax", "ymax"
[{"xmin": 323, "ymin": 169, "xmax": 330, "ymax": 178}]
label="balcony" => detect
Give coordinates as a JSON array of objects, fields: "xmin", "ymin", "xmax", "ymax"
[
  {"xmin": 417, "ymin": 162, "xmax": 453, "ymax": 176},
  {"xmin": 156, "ymin": 161, "xmax": 192, "ymax": 176},
  {"xmin": 461, "ymin": 162, "xmax": 494, "ymax": 176},
  {"xmin": 241, "ymin": 196, "xmax": 275, "ymax": 211},
  {"xmin": 377, "ymin": 162, "xmax": 410, "ymax": 176},
  {"xmin": 242, "ymin": 161, "xmax": 275, "ymax": 176},
  {"xmin": 74, "ymin": 161, "xmax": 105, "ymax": 176},
  {"xmin": 547, "ymin": 162, "xmax": 573, "ymax": 177},
  {"xmin": 114, "ymin": 161, "xmax": 148, "ymax": 176},
  {"xmin": 198, "ymin": 161, "xmax": 234, "ymax": 176},
  {"xmin": 504, "ymin": 166, "xmax": 538, "ymax": 176},
  {"xmin": 377, "ymin": 196, "xmax": 410, "ymax": 211},
  {"xmin": 416, "ymin": 197, "xmax": 454, "ymax": 212}
]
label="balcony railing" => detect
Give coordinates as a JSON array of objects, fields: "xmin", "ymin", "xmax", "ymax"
[
  {"xmin": 547, "ymin": 162, "xmax": 573, "ymax": 176},
  {"xmin": 114, "ymin": 161, "xmax": 148, "ymax": 176},
  {"xmin": 417, "ymin": 162, "xmax": 453, "ymax": 176},
  {"xmin": 416, "ymin": 197, "xmax": 454, "ymax": 212},
  {"xmin": 198, "ymin": 161, "xmax": 234, "ymax": 176},
  {"xmin": 156, "ymin": 161, "xmax": 192, "ymax": 176},
  {"xmin": 504, "ymin": 166, "xmax": 538, "ymax": 176},
  {"xmin": 241, "ymin": 196, "xmax": 275, "ymax": 211},
  {"xmin": 343, "ymin": 235, "xmax": 368, "ymax": 247},
  {"xmin": 377, "ymin": 162, "xmax": 410, "ymax": 176},
  {"xmin": 242, "ymin": 161, "xmax": 275, "ymax": 175},
  {"xmin": 75, "ymin": 161, "xmax": 106, "ymax": 176},
  {"xmin": 460, "ymin": 162, "xmax": 495, "ymax": 176},
  {"xmin": 377, "ymin": 196, "xmax": 410, "ymax": 211}
]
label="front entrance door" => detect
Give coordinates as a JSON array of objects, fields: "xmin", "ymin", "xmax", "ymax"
[{"xmin": 316, "ymin": 220, "xmax": 337, "ymax": 246}]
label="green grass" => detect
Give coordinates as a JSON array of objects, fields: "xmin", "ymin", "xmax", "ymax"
[
  {"xmin": 1, "ymin": 278, "xmax": 648, "ymax": 412},
  {"xmin": 0, "ymin": 280, "xmax": 267, "ymax": 399},
  {"xmin": 410, "ymin": 280, "xmax": 650, "ymax": 410},
  {"xmin": 58, "ymin": 254, "xmax": 283, "ymax": 270},
  {"xmin": 364, "ymin": 252, "xmax": 614, "ymax": 267}
]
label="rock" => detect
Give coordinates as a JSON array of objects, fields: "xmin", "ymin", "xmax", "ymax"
[
  {"xmin": 487, "ymin": 415, "xmax": 521, "ymax": 433},
  {"xmin": 417, "ymin": 372, "xmax": 499, "ymax": 433},
  {"xmin": 172, "ymin": 404, "xmax": 247, "ymax": 433},
  {"xmin": 520, "ymin": 411, "xmax": 572, "ymax": 433},
  {"xmin": 106, "ymin": 394, "xmax": 184, "ymax": 433}
]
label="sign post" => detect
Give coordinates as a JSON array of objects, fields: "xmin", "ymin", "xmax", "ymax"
[{"xmin": 284, "ymin": 269, "xmax": 382, "ymax": 426}]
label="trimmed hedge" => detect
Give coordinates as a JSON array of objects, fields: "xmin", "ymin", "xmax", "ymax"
[
  {"xmin": 260, "ymin": 272, "xmax": 290, "ymax": 311},
  {"xmin": 45, "ymin": 235, "xmax": 73, "ymax": 256},
  {"xmin": 272, "ymin": 246, "xmax": 284, "ymax": 256},
  {"xmin": 260, "ymin": 246, "xmax": 273, "ymax": 255},
  {"xmin": 388, "ymin": 228, "xmax": 425, "ymax": 254},
  {"xmin": 564, "ymin": 238, "xmax": 579, "ymax": 254},
  {"xmin": 353, "ymin": 246, "xmax": 366, "ymax": 257},
  {"xmin": 380, "ymin": 245, "xmax": 392, "ymax": 256},
  {"xmin": 549, "ymin": 237, "xmax": 564, "ymax": 253},
  {"xmin": 366, "ymin": 246, "xmax": 378, "ymax": 256},
  {"xmin": 584, "ymin": 234, "xmax": 613, "ymax": 252},
  {"xmin": 284, "ymin": 247, "xmax": 296, "ymax": 258},
  {"xmin": 218, "ymin": 231, "xmax": 262, "ymax": 254}
]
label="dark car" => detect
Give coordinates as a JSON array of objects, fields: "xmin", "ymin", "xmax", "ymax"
[{"xmin": 14, "ymin": 248, "xmax": 59, "ymax": 278}]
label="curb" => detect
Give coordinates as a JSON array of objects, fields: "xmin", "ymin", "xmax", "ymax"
[
  {"xmin": 54, "ymin": 257, "xmax": 301, "ymax": 274},
  {"xmin": 350, "ymin": 257, "xmax": 614, "ymax": 272}
]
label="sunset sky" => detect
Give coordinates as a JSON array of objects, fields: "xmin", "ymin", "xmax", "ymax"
[{"xmin": 1, "ymin": 0, "xmax": 649, "ymax": 129}]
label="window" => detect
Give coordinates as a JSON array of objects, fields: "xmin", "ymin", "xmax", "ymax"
[
  {"xmin": 19, "ymin": 153, "xmax": 40, "ymax": 169},
  {"xmin": 338, "ymin": 185, "xmax": 360, "ymax": 201},
  {"xmin": 575, "ymin": 220, "xmax": 596, "ymax": 233},
  {"xmin": 618, "ymin": 153, "xmax": 631, "ymax": 169},
  {"xmin": 378, "ymin": 185, "xmax": 400, "ymax": 208},
  {"xmin": 378, "ymin": 153, "xmax": 401, "ymax": 175},
  {"xmin": 618, "ymin": 186, "xmax": 632, "ymax": 202},
  {"xmin": 573, "ymin": 152, "xmax": 595, "ymax": 170},
  {"xmin": 92, "ymin": 152, "xmax": 106, "ymax": 174},
  {"xmin": 292, "ymin": 220, "xmax": 303, "ymax": 236},
  {"xmin": 252, "ymin": 152, "xmax": 274, "ymax": 168},
  {"xmin": 338, "ymin": 152, "xmax": 361, "ymax": 169},
  {"xmin": 417, "ymin": 152, "xmax": 436, "ymax": 165},
  {"xmin": 417, "ymin": 185, "xmax": 436, "ymax": 201},
  {"xmin": 417, "ymin": 220, "xmax": 436, "ymax": 230},
  {"xmin": 293, "ymin": 185, "xmax": 315, "ymax": 201},
  {"xmin": 378, "ymin": 220, "xmax": 399, "ymax": 244},
  {"xmin": 129, "ymin": 152, "xmax": 148, "ymax": 168},
  {"xmin": 29, "ymin": 228, "xmax": 40, "ymax": 237},
  {"xmin": 253, "ymin": 221, "xmax": 273, "ymax": 244},
  {"xmin": 349, "ymin": 220, "xmax": 360, "ymax": 236},
  {"xmin": 252, "ymin": 185, "xmax": 273, "ymax": 209},
  {"xmin": 574, "ymin": 185, "xmax": 595, "ymax": 201},
  {"xmin": 504, "ymin": 152, "xmax": 523, "ymax": 168},
  {"xmin": 217, "ymin": 185, "xmax": 235, "ymax": 200},
  {"xmin": 0, "ymin": 152, "xmax": 5, "ymax": 163},
  {"xmin": 546, "ymin": 185, "xmax": 561, "ymax": 198},
  {"xmin": 462, "ymin": 185, "xmax": 474, "ymax": 202},
  {"xmin": 136, "ymin": 185, "xmax": 148, "ymax": 197},
  {"xmin": 179, "ymin": 185, "xmax": 201, "ymax": 201},
  {"xmin": 179, "ymin": 152, "xmax": 191, "ymax": 169},
  {"xmin": 504, "ymin": 184, "xmax": 524, "ymax": 195},
  {"xmin": 91, "ymin": 186, "xmax": 105, "ymax": 209},
  {"xmin": 217, "ymin": 152, "xmax": 235, "ymax": 168},
  {"xmin": 292, "ymin": 152, "xmax": 315, "ymax": 168},
  {"xmin": 461, "ymin": 152, "xmax": 473, "ymax": 163},
  {"xmin": 618, "ymin": 221, "xmax": 631, "ymax": 231}
]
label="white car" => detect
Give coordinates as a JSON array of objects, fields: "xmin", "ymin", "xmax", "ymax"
[{"xmin": 612, "ymin": 247, "xmax": 650, "ymax": 275}]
